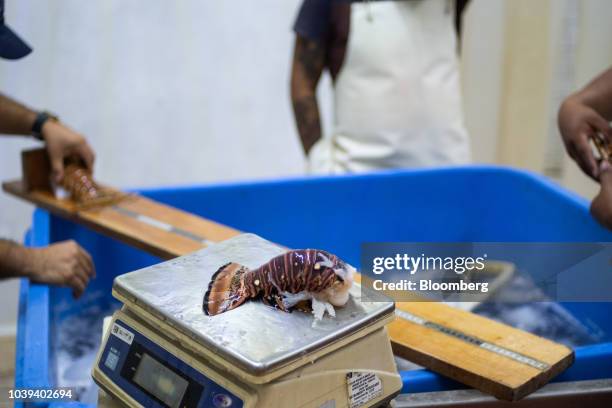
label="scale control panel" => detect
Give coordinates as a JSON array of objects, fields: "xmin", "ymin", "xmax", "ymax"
[{"xmin": 98, "ymin": 319, "xmax": 244, "ymax": 408}]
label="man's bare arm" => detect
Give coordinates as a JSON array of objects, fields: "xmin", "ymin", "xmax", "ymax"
[
  {"xmin": 0, "ymin": 93, "xmax": 95, "ymax": 181},
  {"xmin": 290, "ymin": 36, "xmax": 325, "ymax": 155},
  {"xmin": 591, "ymin": 161, "xmax": 612, "ymax": 230},
  {"xmin": 0, "ymin": 238, "xmax": 95, "ymax": 298},
  {"xmin": 0, "ymin": 93, "xmax": 37, "ymax": 135},
  {"xmin": 0, "ymin": 239, "xmax": 34, "ymax": 279}
]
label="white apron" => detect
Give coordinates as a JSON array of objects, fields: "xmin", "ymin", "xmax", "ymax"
[{"xmin": 308, "ymin": 0, "xmax": 471, "ymax": 174}]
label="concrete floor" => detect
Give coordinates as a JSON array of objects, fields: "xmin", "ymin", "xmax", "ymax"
[
  {"xmin": 0, "ymin": 335, "xmax": 15, "ymax": 388},
  {"xmin": 0, "ymin": 336, "xmax": 15, "ymax": 407}
]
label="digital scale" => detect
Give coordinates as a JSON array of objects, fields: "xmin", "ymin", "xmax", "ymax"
[{"xmin": 92, "ymin": 234, "xmax": 402, "ymax": 408}]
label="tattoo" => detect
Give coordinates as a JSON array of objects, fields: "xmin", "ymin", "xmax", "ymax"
[
  {"xmin": 298, "ymin": 39, "xmax": 325, "ymax": 83},
  {"xmin": 293, "ymin": 95, "xmax": 321, "ymax": 155},
  {"xmin": 291, "ymin": 37, "xmax": 326, "ymax": 155}
]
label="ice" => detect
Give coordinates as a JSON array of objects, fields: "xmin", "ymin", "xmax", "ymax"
[
  {"xmin": 393, "ymin": 274, "xmax": 600, "ymax": 373},
  {"xmin": 474, "ymin": 274, "xmax": 599, "ymax": 348},
  {"xmin": 311, "ymin": 298, "xmax": 336, "ymax": 320},
  {"xmin": 53, "ymin": 289, "xmax": 119, "ymax": 404}
]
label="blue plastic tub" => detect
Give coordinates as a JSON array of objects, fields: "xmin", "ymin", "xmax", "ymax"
[{"xmin": 15, "ymin": 166, "xmax": 612, "ymax": 407}]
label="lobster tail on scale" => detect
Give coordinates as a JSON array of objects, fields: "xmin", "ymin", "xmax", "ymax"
[
  {"xmin": 203, "ymin": 262, "xmax": 251, "ymax": 316},
  {"xmin": 202, "ymin": 249, "xmax": 355, "ymax": 320}
]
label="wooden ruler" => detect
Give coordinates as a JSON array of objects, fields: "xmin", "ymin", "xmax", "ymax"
[
  {"xmin": 391, "ymin": 302, "xmax": 573, "ymax": 401},
  {"xmin": 2, "ymin": 158, "xmax": 574, "ymax": 401}
]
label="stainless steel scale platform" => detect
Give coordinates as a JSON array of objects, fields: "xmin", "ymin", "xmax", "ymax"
[{"xmin": 92, "ymin": 234, "xmax": 402, "ymax": 408}]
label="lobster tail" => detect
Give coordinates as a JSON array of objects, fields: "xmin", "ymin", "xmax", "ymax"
[{"xmin": 203, "ymin": 262, "xmax": 250, "ymax": 316}]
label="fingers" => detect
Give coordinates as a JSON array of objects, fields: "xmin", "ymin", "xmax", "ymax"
[
  {"xmin": 76, "ymin": 245, "xmax": 96, "ymax": 278},
  {"xmin": 43, "ymin": 121, "xmax": 95, "ymax": 180},
  {"xmin": 76, "ymin": 143, "xmax": 96, "ymax": 173},
  {"xmin": 572, "ymin": 134, "xmax": 599, "ymax": 180},
  {"xmin": 69, "ymin": 272, "xmax": 88, "ymax": 299},
  {"xmin": 68, "ymin": 256, "xmax": 91, "ymax": 299},
  {"xmin": 50, "ymin": 141, "xmax": 94, "ymax": 183},
  {"xmin": 60, "ymin": 240, "xmax": 95, "ymax": 298},
  {"xmin": 71, "ymin": 245, "xmax": 95, "ymax": 298},
  {"xmin": 590, "ymin": 114, "xmax": 612, "ymax": 141},
  {"xmin": 50, "ymin": 155, "xmax": 65, "ymax": 184},
  {"xmin": 599, "ymin": 160, "xmax": 612, "ymax": 183},
  {"xmin": 591, "ymin": 160, "xmax": 612, "ymax": 231}
]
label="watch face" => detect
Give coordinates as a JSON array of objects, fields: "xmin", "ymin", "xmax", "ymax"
[{"xmin": 43, "ymin": 111, "xmax": 59, "ymax": 122}]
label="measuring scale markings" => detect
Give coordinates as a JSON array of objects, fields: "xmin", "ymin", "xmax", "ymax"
[
  {"xmin": 395, "ymin": 309, "xmax": 550, "ymax": 371},
  {"xmin": 112, "ymin": 206, "xmax": 213, "ymax": 245}
]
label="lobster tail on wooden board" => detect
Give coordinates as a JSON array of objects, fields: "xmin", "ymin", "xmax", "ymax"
[
  {"xmin": 203, "ymin": 262, "xmax": 251, "ymax": 316},
  {"xmin": 61, "ymin": 163, "xmax": 126, "ymax": 209}
]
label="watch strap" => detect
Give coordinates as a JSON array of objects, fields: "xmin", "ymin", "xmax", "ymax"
[{"xmin": 31, "ymin": 111, "xmax": 58, "ymax": 141}]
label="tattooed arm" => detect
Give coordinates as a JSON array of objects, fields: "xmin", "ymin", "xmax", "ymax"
[{"xmin": 290, "ymin": 35, "xmax": 326, "ymax": 155}]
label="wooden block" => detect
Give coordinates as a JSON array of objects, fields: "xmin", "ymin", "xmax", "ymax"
[
  {"xmin": 21, "ymin": 148, "xmax": 52, "ymax": 193},
  {"xmin": 390, "ymin": 301, "xmax": 574, "ymax": 401}
]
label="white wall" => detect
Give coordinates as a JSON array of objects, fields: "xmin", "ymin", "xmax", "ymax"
[
  {"xmin": 1, "ymin": 0, "xmax": 611, "ymax": 336},
  {"xmin": 0, "ymin": 0, "xmax": 336, "ymax": 335},
  {"xmin": 461, "ymin": 0, "xmax": 505, "ymax": 164}
]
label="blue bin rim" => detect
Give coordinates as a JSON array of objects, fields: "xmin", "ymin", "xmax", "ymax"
[
  {"xmin": 131, "ymin": 165, "xmax": 590, "ymax": 213},
  {"xmin": 15, "ymin": 165, "xmax": 610, "ymax": 404}
]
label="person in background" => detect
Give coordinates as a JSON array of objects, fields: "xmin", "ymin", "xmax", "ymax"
[
  {"xmin": 290, "ymin": 0, "xmax": 471, "ymax": 174},
  {"xmin": 558, "ymin": 66, "xmax": 612, "ymax": 229},
  {"xmin": 0, "ymin": 0, "xmax": 95, "ymax": 297}
]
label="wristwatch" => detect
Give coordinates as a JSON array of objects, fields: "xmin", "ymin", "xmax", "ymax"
[{"xmin": 31, "ymin": 111, "xmax": 59, "ymax": 141}]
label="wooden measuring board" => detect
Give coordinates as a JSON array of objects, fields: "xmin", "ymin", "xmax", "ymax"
[
  {"xmin": 2, "ymin": 175, "xmax": 574, "ymax": 401},
  {"xmin": 2, "ymin": 180, "xmax": 240, "ymax": 259}
]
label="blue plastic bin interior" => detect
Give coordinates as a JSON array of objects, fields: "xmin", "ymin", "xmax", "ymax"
[{"xmin": 15, "ymin": 166, "xmax": 612, "ymax": 407}]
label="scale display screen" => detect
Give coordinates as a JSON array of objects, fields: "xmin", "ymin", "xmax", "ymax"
[{"xmin": 132, "ymin": 353, "xmax": 189, "ymax": 408}]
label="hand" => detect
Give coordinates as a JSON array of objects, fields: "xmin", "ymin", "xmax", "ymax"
[
  {"xmin": 558, "ymin": 96, "xmax": 612, "ymax": 180},
  {"xmin": 42, "ymin": 120, "xmax": 95, "ymax": 183},
  {"xmin": 26, "ymin": 240, "xmax": 95, "ymax": 298},
  {"xmin": 591, "ymin": 161, "xmax": 612, "ymax": 230}
]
